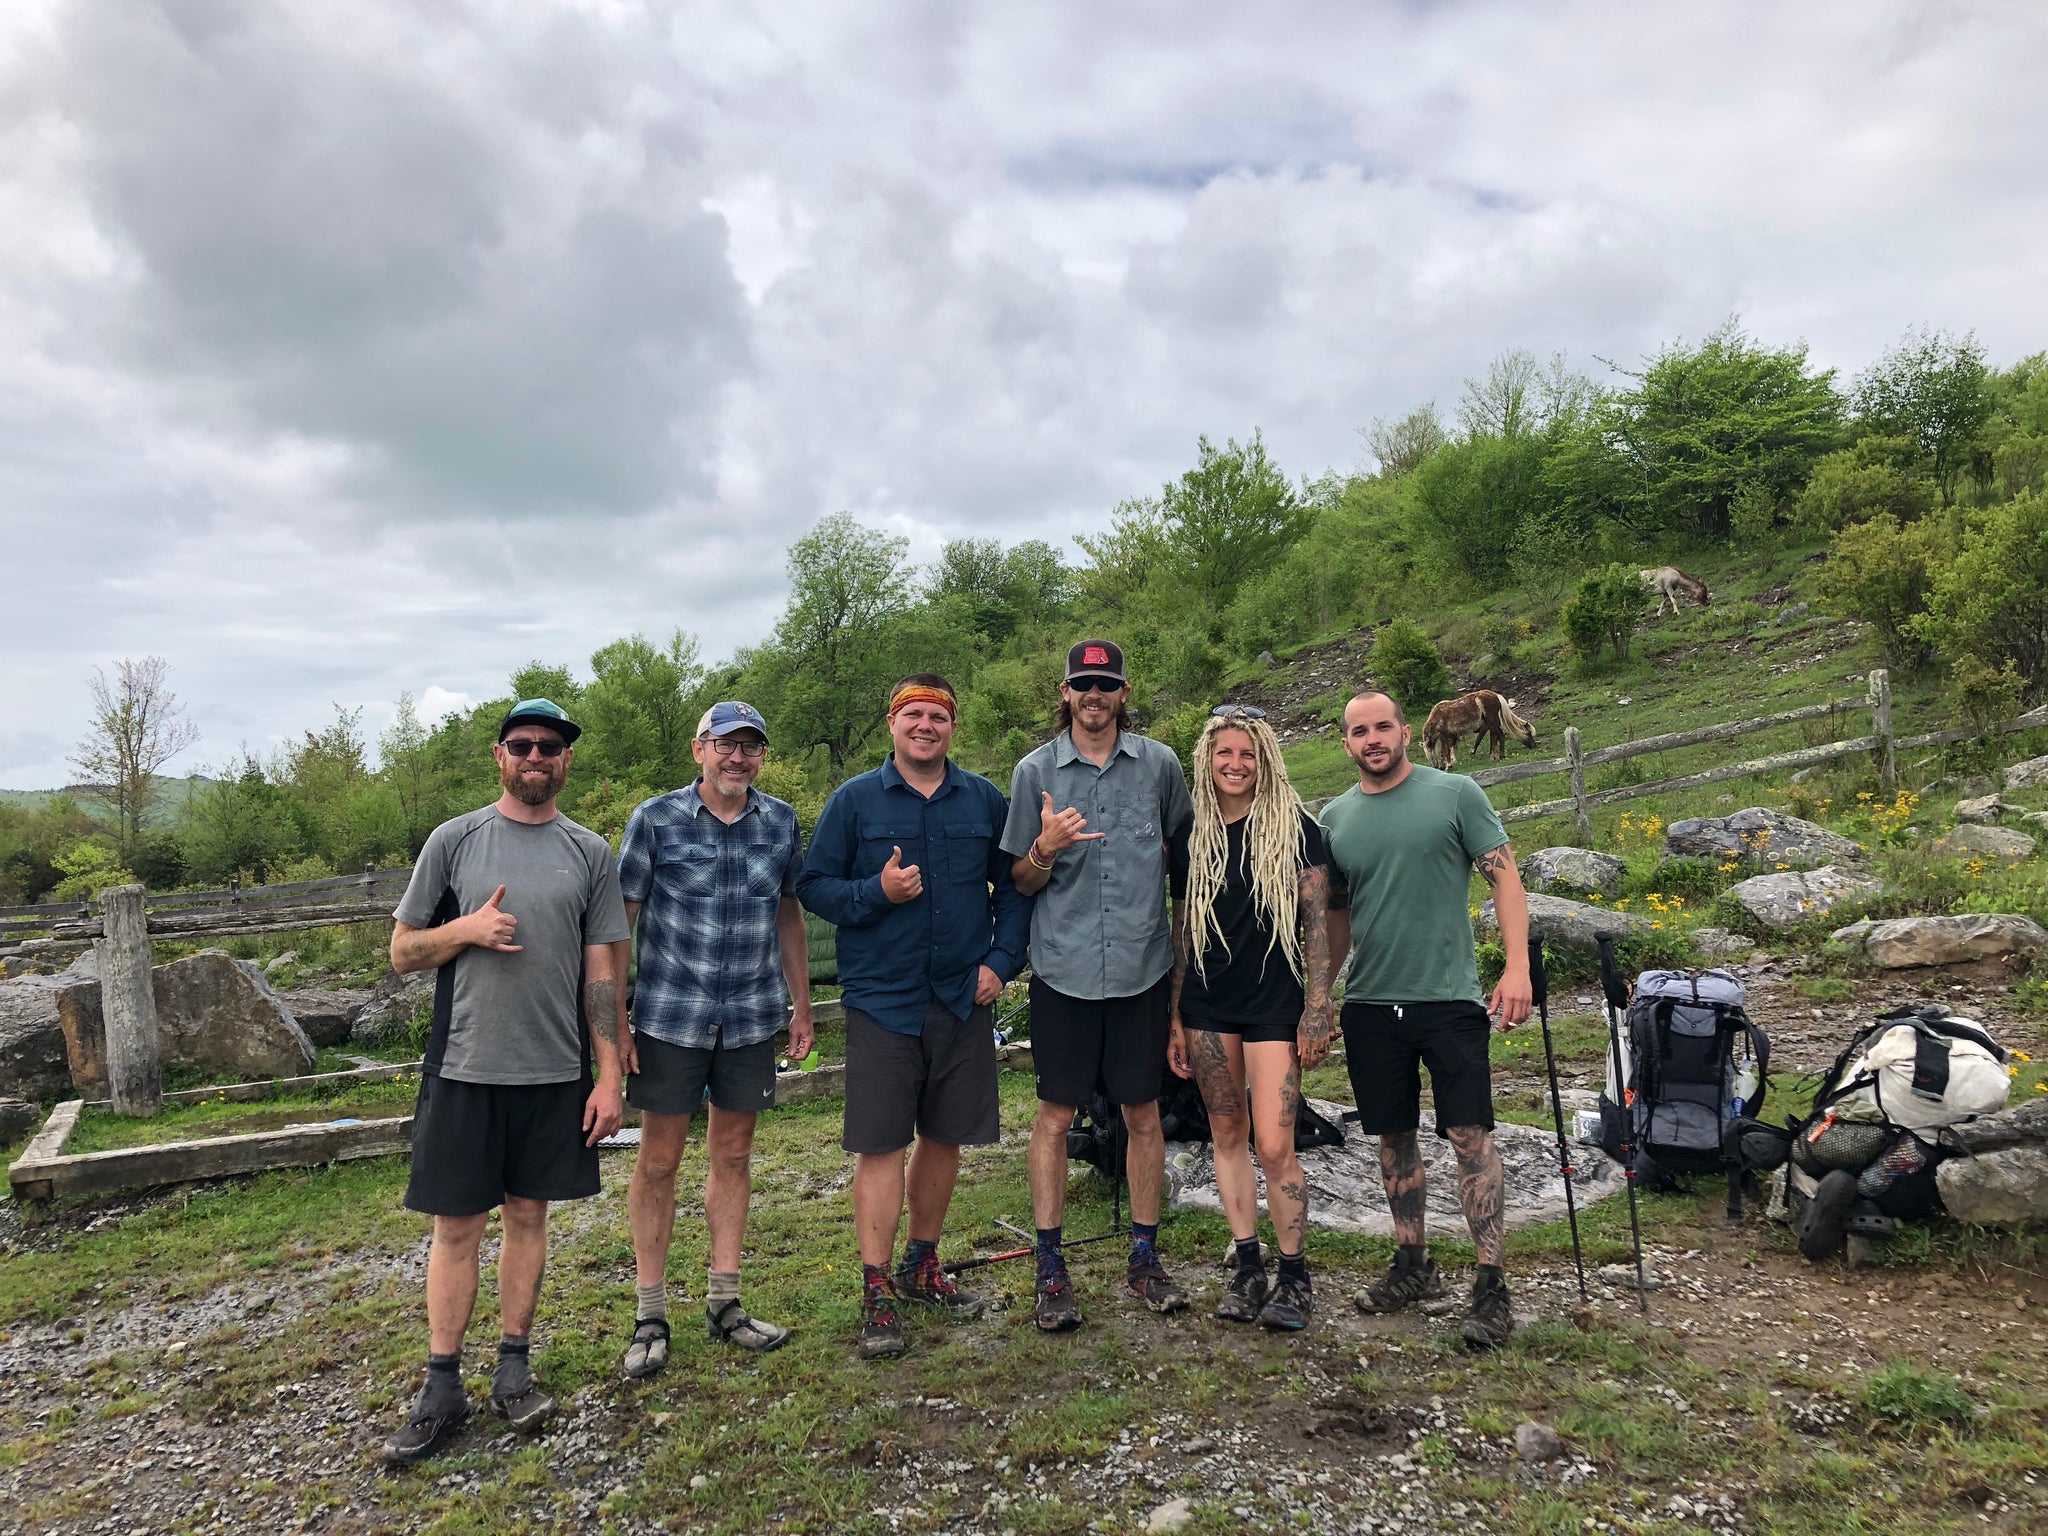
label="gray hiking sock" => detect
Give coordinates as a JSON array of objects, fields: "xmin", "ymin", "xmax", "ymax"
[
  {"xmin": 635, "ymin": 1280, "xmax": 667, "ymax": 1324},
  {"xmin": 492, "ymin": 1334, "xmax": 533, "ymax": 1399},
  {"xmin": 707, "ymin": 1270, "xmax": 740, "ymax": 1311},
  {"xmin": 419, "ymin": 1351, "xmax": 465, "ymax": 1414}
]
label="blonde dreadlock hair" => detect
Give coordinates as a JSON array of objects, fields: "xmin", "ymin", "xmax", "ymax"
[{"xmin": 1185, "ymin": 710, "xmax": 1308, "ymax": 984}]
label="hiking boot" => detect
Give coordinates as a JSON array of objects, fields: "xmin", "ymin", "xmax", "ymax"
[
  {"xmin": 1458, "ymin": 1276, "xmax": 1514, "ymax": 1350},
  {"xmin": 1354, "ymin": 1253, "xmax": 1446, "ymax": 1314},
  {"xmin": 706, "ymin": 1298, "xmax": 791, "ymax": 1352},
  {"xmin": 490, "ymin": 1382, "xmax": 556, "ymax": 1432},
  {"xmin": 621, "ymin": 1317, "xmax": 671, "ymax": 1378},
  {"xmin": 1799, "ymin": 1169, "xmax": 1859, "ymax": 1261},
  {"xmin": 1034, "ymin": 1267, "xmax": 1082, "ymax": 1332},
  {"xmin": 857, "ymin": 1290, "xmax": 906, "ymax": 1360},
  {"xmin": 380, "ymin": 1382, "xmax": 471, "ymax": 1465},
  {"xmin": 1258, "ymin": 1271, "xmax": 1314, "ymax": 1332},
  {"xmin": 1126, "ymin": 1249, "xmax": 1189, "ymax": 1314},
  {"xmin": 1213, "ymin": 1262, "xmax": 1269, "ymax": 1324},
  {"xmin": 892, "ymin": 1253, "xmax": 989, "ymax": 1320}
]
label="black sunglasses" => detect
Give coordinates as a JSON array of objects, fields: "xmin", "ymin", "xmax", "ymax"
[
  {"xmin": 1065, "ymin": 675, "xmax": 1124, "ymax": 692},
  {"xmin": 1209, "ymin": 704, "xmax": 1267, "ymax": 719},
  {"xmin": 501, "ymin": 738, "xmax": 568, "ymax": 758}
]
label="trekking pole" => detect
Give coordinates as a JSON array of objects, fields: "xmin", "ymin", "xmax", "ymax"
[
  {"xmin": 941, "ymin": 1225, "xmax": 1128, "ymax": 1275},
  {"xmin": 1529, "ymin": 934, "xmax": 1588, "ymax": 1302},
  {"xmin": 1594, "ymin": 932, "xmax": 1650, "ymax": 1313}
]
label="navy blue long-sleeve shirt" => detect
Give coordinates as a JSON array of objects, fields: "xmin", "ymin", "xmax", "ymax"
[{"xmin": 796, "ymin": 755, "xmax": 1031, "ymax": 1035}]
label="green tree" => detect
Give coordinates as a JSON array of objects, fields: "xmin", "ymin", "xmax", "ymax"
[
  {"xmin": 581, "ymin": 630, "xmax": 705, "ymax": 791},
  {"xmin": 1852, "ymin": 328, "xmax": 1991, "ymax": 507},
  {"xmin": 1814, "ymin": 514, "xmax": 1940, "ymax": 669},
  {"xmin": 1369, "ymin": 618, "xmax": 1452, "ymax": 714},
  {"xmin": 1562, "ymin": 564, "xmax": 1653, "ymax": 663},
  {"xmin": 180, "ymin": 753, "xmax": 306, "ymax": 884},
  {"xmin": 1409, "ymin": 432, "xmax": 1547, "ymax": 584},
  {"xmin": 1225, "ymin": 474, "xmax": 1416, "ymax": 653},
  {"xmin": 1794, "ymin": 442, "xmax": 1935, "ymax": 532},
  {"xmin": 930, "ymin": 538, "xmax": 1074, "ymax": 643},
  {"xmin": 378, "ymin": 692, "xmax": 450, "ymax": 856},
  {"xmin": 70, "ymin": 655, "xmax": 200, "ymax": 861},
  {"xmin": 1363, "ymin": 403, "xmax": 1448, "ymax": 479},
  {"xmin": 1912, "ymin": 489, "xmax": 2048, "ymax": 700}
]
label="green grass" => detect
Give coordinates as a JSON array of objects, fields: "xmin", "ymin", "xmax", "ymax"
[{"xmin": 65, "ymin": 1076, "xmax": 421, "ymax": 1152}]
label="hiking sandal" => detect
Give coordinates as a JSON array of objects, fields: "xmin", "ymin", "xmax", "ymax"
[
  {"xmin": 622, "ymin": 1317, "xmax": 671, "ymax": 1379},
  {"xmin": 707, "ymin": 1298, "xmax": 790, "ymax": 1352}
]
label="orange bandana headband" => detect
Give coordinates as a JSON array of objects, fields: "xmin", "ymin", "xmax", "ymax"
[{"xmin": 888, "ymin": 683, "xmax": 957, "ymax": 718}]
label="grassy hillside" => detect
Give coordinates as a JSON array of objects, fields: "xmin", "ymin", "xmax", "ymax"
[{"xmin": 0, "ymin": 775, "xmax": 209, "ymax": 831}]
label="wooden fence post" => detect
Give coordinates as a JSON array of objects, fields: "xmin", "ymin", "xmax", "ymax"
[
  {"xmin": 96, "ymin": 883, "xmax": 161, "ymax": 1118},
  {"xmin": 1868, "ymin": 668, "xmax": 1895, "ymax": 793},
  {"xmin": 1566, "ymin": 726, "xmax": 1590, "ymax": 843}
]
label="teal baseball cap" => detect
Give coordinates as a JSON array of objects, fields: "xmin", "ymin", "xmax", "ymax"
[{"xmin": 498, "ymin": 698, "xmax": 582, "ymax": 744}]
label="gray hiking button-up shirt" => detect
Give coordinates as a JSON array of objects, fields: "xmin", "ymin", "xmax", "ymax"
[{"xmin": 1002, "ymin": 730, "xmax": 1193, "ymax": 1001}]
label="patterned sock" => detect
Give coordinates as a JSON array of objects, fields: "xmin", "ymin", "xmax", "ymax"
[
  {"xmin": 635, "ymin": 1280, "xmax": 667, "ymax": 1324},
  {"xmin": 491, "ymin": 1334, "xmax": 532, "ymax": 1399},
  {"xmin": 900, "ymin": 1237, "xmax": 938, "ymax": 1274},
  {"xmin": 706, "ymin": 1270, "xmax": 740, "ymax": 1312},
  {"xmin": 1232, "ymin": 1237, "xmax": 1262, "ymax": 1273},
  {"xmin": 1035, "ymin": 1227, "xmax": 1064, "ymax": 1281},
  {"xmin": 1278, "ymin": 1249, "xmax": 1309, "ymax": 1284},
  {"xmin": 1131, "ymin": 1220, "xmax": 1159, "ymax": 1246},
  {"xmin": 1475, "ymin": 1263, "xmax": 1506, "ymax": 1294},
  {"xmin": 862, "ymin": 1262, "xmax": 891, "ymax": 1299}
]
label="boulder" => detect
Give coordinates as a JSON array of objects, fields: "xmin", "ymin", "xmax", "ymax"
[
  {"xmin": 1665, "ymin": 808, "xmax": 1868, "ymax": 869},
  {"xmin": 0, "ymin": 953, "xmax": 101, "ymax": 1101},
  {"xmin": 1521, "ymin": 846, "xmax": 1628, "ymax": 897},
  {"xmin": 1947, "ymin": 1098, "xmax": 2048, "ymax": 1155},
  {"xmin": 1953, "ymin": 794, "xmax": 2006, "ymax": 824},
  {"xmin": 1478, "ymin": 891, "xmax": 1650, "ymax": 949},
  {"xmin": 1774, "ymin": 601, "xmax": 1810, "ymax": 626},
  {"xmin": 1928, "ymin": 824, "xmax": 2036, "ymax": 861},
  {"xmin": 1936, "ymin": 1147, "xmax": 2048, "ymax": 1225},
  {"xmin": 351, "ymin": 969, "xmax": 432, "ymax": 1047},
  {"xmin": 59, "ymin": 949, "xmax": 316, "ymax": 1097},
  {"xmin": 0, "ymin": 1097, "xmax": 40, "ymax": 1142},
  {"xmin": 1691, "ymin": 926, "xmax": 1757, "ymax": 960},
  {"xmin": 1724, "ymin": 866, "xmax": 1883, "ymax": 930},
  {"xmin": 1845, "ymin": 914, "xmax": 2048, "ymax": 970},
  {"xmin": 277, "ymin": 987, "xmax": 367, "ymax": 1049},
  {"xmin": 2003, "ymin": 754, "xmax": 2048, "ymax": 792}
]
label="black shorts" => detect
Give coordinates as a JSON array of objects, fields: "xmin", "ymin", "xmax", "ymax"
[
  {"xmin": 403, "ymin": 1074, "xmax": 600, "ymax": 1216},
  {"xmin": 841, "ymin": 998, "xmax": 1000, "ymax": 1154},
  {"xmin": 1180, "ymin": 1010, "xmax": 1298, "ymax": 1046},
  {"xmin": 627, "ymin": 1033, "xmax": 778, "ymax": 1117},
  {"xmin": 1340, "ymin": 999, "xmax": 1495, "ymax": 1137},
  {"xmin": 1030, "ymin": 974, "xmax": 1172, "ymax": 1108}
]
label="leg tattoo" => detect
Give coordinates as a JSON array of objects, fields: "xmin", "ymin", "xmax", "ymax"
[
  {"xmin": 1447, "ymin": 1126, "xmax": 1505, "ymax": 1268},
  {"xmin": 1379, "ymin": 1131, "xmax": 1427, "ymax": 1247}
]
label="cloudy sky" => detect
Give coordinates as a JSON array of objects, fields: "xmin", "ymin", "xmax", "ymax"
[{"xmin": 4, "ymin": 0, "xmax": 2046, "ymax": 789}]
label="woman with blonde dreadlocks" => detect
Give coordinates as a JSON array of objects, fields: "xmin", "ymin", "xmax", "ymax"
[{"xmin": 1166, "ymin": 705, "xmax": 1336, "ymax": 1330}]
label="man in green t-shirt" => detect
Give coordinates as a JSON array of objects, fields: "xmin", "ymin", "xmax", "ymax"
[{"xmin": 1318, "ymin": 690, "xmax": 1531, "ymax": 1348}]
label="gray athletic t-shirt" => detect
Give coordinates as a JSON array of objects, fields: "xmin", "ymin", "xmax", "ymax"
[{"xmin": 394, "ymin": 806, "xmax": 629, "ymax": 1086}]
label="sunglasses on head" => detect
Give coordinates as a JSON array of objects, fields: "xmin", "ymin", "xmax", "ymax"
[
  {"xmin": 1065, "ymin": 675, "xmax": 1123, "ymax": 692},
  {"xmin": 500, "ymin": 738, "xmax": 567, "ymax": 758},
  {"xmin": 1209, "ymin": 704, "xmax": 1267, "ymax": 719}
]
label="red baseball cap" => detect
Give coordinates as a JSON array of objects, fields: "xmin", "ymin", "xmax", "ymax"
[{"xmin": 1064, "ymin": 638, "xmax": 1126, "ymax": 684}]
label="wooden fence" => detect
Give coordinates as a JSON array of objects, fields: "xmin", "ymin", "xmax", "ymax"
[{"xmin": 1464, "ymin": 669, "xmax": 2048, "ymax": 840}]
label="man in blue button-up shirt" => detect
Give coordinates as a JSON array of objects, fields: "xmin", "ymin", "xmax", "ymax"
[{"xmin": 797, "ymin": 673, "xmax": 1030, "ymax": 1359}]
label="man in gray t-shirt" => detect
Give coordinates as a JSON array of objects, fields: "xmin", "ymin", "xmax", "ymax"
[{"xmin": 380, "ymin": 698, "xmax": 630, "ymax": 1465}]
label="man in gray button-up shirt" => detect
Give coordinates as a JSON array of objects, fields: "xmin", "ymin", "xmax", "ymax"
[{"xmin": 1003, "ymin": 639, "xmax": 1195, "ymax": 1331}]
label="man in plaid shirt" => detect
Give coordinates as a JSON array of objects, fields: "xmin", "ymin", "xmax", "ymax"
[{"xmin": 615, "ymin": 700, "xmax": 813, "ymax": 1373}]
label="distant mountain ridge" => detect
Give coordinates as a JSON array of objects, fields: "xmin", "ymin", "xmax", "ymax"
[{"xmin": 0, "ymin": 776, "xmax": 212, "ymax": 831}]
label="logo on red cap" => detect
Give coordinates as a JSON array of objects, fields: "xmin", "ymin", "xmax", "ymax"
[{"xmin": 1082, "ymin": 645, "xmax": 1110, "ymax": 667}]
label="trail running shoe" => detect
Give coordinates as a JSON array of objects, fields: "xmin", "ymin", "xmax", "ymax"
[
  {"xmin": 706, "ymin": 1298, "xmax": 791, "ymax": 1352},
  {"xmin": 1799, "ymin": 1168, "xmax": 1860, "ymax": 1261},
  {"xmin": 892, "ymin": 1253, "xmax": 989, "ymax": 1320},
  {"xmin": 1213, "ymin": 1262, "xmax": 1270, "ymax": 1324},
  {"xmin": 1126, "ymin": 1249, "xmax": 1189, "ymax": 1314},
  {"xmin": 621, "ymin": 1317, "xmax": 671, "ymax": 1378},
  {"xmin": 489, "ymin": 1382, "xmax": 556, "ymax": 1433},
  {"xmin": 857, "ymin": 1291, "xmax": 906, "ymax": 1360},
  {"xmin": 1258, "ymin": 1271, "xmax": 1314, "ymax": 1332},
  {"xmin": 1458, "ymin": 1277, "xmax": 1515, "ymax": 1350},
  {"xmin": 1035, "ymin": 1268, "xmax": 1082, "ymax": 1332},
  {"xmin": 1354, "ymin": 1254, "xmax": 1446, "ymax": 1314},
  {"xmin": 380, "ymin": 1384, "xmax": 471, "ymax": 1465}
]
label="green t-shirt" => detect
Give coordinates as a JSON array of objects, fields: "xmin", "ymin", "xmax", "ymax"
[{"xmin": 1318, "ymin": 765, "xmax": 1509, "ymax": 1005}]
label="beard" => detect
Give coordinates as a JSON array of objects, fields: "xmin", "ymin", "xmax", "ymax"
[
  {"xmin": 504, "ymin": 764, "xmax": 560, "ymax": 806},
  {"xmin": 702, "ymin": 766, "xmax": 752, "ymax": 804}
]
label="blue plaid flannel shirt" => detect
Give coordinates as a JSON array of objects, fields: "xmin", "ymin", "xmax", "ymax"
[{"xmin": 617, "ymin": 784, "xmax": 804, "ymax": 1050}]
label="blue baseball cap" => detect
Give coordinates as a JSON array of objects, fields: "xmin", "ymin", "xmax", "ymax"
[
  {"xmin": 696, "ymin": 700, "xmax": 769, "ymax": 742},
  {"xmin": 499, "ymin": 697, "xmax": 582, "ymax": 744}
]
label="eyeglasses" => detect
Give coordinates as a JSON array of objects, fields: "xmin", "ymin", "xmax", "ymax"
[
  {"xmin": 707, "ymin": 738, "xmax": 767, "ymax": 759},
  {"xmin": 1209, "ymin": 704, "xmax": 1267, "ymax": 719},
  {"xmin": 500, "ymin": 738, "xmax": 567, "ymax": 758},
  {"xmin": 1065, "ymin": 675, "xmax": 1124, "ymax": 693}
]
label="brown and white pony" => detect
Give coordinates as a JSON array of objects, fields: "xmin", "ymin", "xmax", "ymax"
[
  {"xmin": 1421, "ymin": 690, "xmax": 1538, "ymax": 771},
  {"xmin": 1639, "ymin": 565, "xmax": 1710, "ymax": 614}
]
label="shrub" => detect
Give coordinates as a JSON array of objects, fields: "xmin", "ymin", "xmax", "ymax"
[
  {"xmin": 1794, "ymin": 447, "xmax": 1934, "ymax": 532},
  {"xmin": 1562, "ymin": 563, "xmax": 1652, "ymax": 663},
  {"xmin": 1913, "ymin": 489, "xmax": 2048, "ymax": 697},
  {"xmin": 1816, "ymin": 514, "xmax": 1939, "ymax": 669},
  {"xmin": 1369, "ymin": 618, "xmax": 1451, "ymax": 715},
  {"xmin": 1859, "ymin": 1361, "xmax": 1976, "ymax": 1432}
]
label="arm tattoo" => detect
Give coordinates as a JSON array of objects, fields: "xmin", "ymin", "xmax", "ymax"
[
  {"xmin": 1474, "ymin": 844, "xmax": 1516, "ymax": 888},
  {"xmin": 1447, "ymin": 1125, "xmax": 1505, "ymax": 1267},
  {"xmin": 1299, "ymin": 866, "xmax": 1331, "ymax": 1018},
  {"xmin": 1169, "ymin": 900, "xmax": 1190, "ymax": 1019},
  {"xmin": 1378, "ymin": 1130, "xmax": 1427, "ymax": 1245},
  {"xmin": 584, "ymin": 977, "xmax": 621, "ymax": 1047}
]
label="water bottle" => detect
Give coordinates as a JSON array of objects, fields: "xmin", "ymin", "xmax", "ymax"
[{"xmin": 1729, "ymin": 1056, "xmax": 1759, "ymax": 1119}]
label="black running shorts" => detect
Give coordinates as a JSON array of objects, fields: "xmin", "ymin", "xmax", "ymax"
[
  {"xmin": 627, "ymin": 1033, "xmax": 778, "ymax": 1117},
  {"xmin": 841, "ymin": 998, "xmax": 1000, "ymax": 1155},
  {"xmin": 1030, "ymin": 974, "xmax": 1172, "ymax": 1108},
  {"xmin": 1340, "ymin": 999, "xmax": 1495, "ymax": 1137},
  {"xmin": 403, "ymin": 1074, "xmax": 600, "ymax": 1216}
]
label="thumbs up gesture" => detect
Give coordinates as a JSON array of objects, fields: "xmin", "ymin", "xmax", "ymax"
[
  {"xmin": 466, "ymin": 885, "xmax": 522, "ymax": 951},
  {"xmin": 1033, "ymin": 789, "xmax": 1105, "ymax": 860},
  {"xmin": 879, "ymin": 845, "xmax": 923, "ymax": 904}
]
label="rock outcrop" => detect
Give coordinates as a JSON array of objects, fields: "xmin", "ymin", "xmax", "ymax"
[
  {"xmin": 1953, "ymin": 794, "xmax": 2006, "ymax": 824},
  {"xmin": 2003, "ymin": 754, "xmax": 2048, "ymax": 792},
  {"xmin": 277, "ymin": 988, "xmax": 364, "ymax": 1049},
  {"xmin": 1831, "ymin": 913, "xmax": 2047, "ymax": 970},
  {"xmin": 1724, "ymin": 866, "xmax": 1882, "ymax": 930},
  {"xmin": 1521, "ymin": 847, "xmax": 1628, "ymax": 897},
  {"xmin": 1935, "ymin": 1099, "xmax": 2048, "ymax": 1225},
  {"xmin": 1478, "ymin": 891, "xmax": 1649, "ymax": 949},
  {"xmin": 0, "ymin": 954, "xmax": 100, "ymax": 1101},
  {"xmin": 1928, "ymin": 824, "xmax": 2036, "ymax": 860},
  {"xmin": 59, "ymin": 949, "xmax": 316, "ymax": 1097},
  {"xmin": 1665, "ymin": 808, "xmax": 1868, "ymax": 869}
]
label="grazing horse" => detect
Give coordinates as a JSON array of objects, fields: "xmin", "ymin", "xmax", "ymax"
[
  {"xmin": 1421, "ymin": 690, "xmax": 1538, "ymax": 771},
  {"xmin": 1639, "ymin": 565, "xmax": 1710, "ymax": 615}
]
